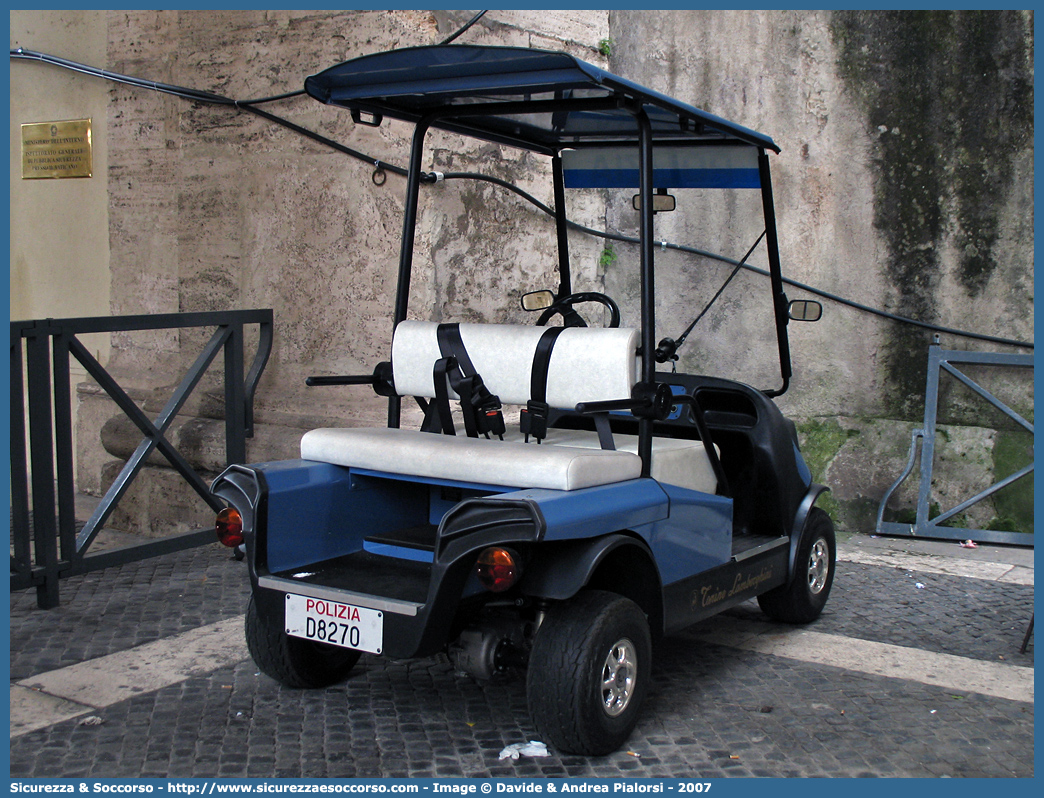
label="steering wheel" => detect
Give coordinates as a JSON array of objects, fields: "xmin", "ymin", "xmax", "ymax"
[{"xmin": 536, "ymin": 291, "xmax": 621, "ymax": 328}]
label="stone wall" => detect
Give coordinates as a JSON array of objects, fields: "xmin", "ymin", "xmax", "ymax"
[
  {"xmin": 608, "ymin": 10, "xmax": 1032, "ymax": 416},
  {"xmin": 58, "ymin": 10, "xmax": 1031, "ymax": 537},
  {"xmin": 607, "ymin": 10, "xmax": 1033, "ymax": 535}
]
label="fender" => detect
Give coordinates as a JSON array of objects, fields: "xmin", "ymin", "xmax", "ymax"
[
  {"xmin": 786, "ymin": 483, "xmax": 829, "ymax": 581},
  {"xmin": 211, "ymin": 464, "xmax": 264, "ymax": 535},
  {"xmin": 521, "ymin": 533, "xmax": 658, "ymax": 601}
]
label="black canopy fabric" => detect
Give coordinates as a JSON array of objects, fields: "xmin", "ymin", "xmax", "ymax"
[{"xmin": 304, "ymin": 45, "xmax": 778, "ymax": 155}]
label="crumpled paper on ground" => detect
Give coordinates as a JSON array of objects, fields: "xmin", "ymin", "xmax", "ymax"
[{"xmin": 498, "ymin": 741, "xmax": 549, "ymax": 760}]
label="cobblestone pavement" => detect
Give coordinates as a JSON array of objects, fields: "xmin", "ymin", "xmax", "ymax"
[
  {"xmin": 9, "ymin": 537, "xmax": 1034, "ymax": 779},
  {"xmin": 728, "ymin": 560, "xmax": 1034, "ymax": 666},
  {"xmin": 10, "ymin": 546, "xmax": 249, "ymax": 681}
]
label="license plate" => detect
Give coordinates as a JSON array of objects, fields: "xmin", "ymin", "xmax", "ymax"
[{"xmin": 284, "ymin": 593, "xmax": 383, "ymax": 654}]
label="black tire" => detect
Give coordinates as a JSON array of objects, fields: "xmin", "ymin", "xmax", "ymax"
[
  {"xmin": 245, "ymin": 595, "xmax": 361, "ymax": 688},
  {"xmin": 757, "ymin": 507, "xmax": 836, "ymax": 623},
  {"xmin": 527, "ymin": 590, "xmax": 652, "ymax": 756}
]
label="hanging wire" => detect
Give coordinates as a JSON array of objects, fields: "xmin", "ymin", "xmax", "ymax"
[{"xmin": 439, "ymin": 11, "xmax": 488, "ymax": 45}]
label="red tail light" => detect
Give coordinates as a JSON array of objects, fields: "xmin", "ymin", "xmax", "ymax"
[
  {"xmin": 475, "ymin": 547, "xmax": 520, "ymax": 593},
  {"xmin": 215, "ymin": 507, "xmax": 244, "ymax": 548}
]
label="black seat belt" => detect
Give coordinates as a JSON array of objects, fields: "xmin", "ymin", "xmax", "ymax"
[
  {"xmin": 429, "ymin": 357, "xmax": 458, "ymax": 435},
  {"xmin": 434, "ymin": 324, "xmax": 505, "ymax": 439},
  {"xmin": 519, "ymin": 327, "xmax": 615, "ymax": 450},
  {"xmin": 520, "ymin": 327, "xmax": 565, "ymax": 443}
]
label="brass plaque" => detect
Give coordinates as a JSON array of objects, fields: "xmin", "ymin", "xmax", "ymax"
[{"xmin": 21, "ymin": 119, "xmax": 93, "ymax": 179}]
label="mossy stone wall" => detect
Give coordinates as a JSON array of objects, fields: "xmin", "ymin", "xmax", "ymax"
[{"xmin": 609, "ymin": 10, "xmax": 1032, "ymax": 423}]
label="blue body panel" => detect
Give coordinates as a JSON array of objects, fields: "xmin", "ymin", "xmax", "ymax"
[
  {"xmin": 363, "ymin": 541, "xmax": 434, "ymax": 563},
  {"xmin": 253, "ymin": 461, "xmax": 735, "ymax": 588},
  {"xmin": 641, "ymin": 483, "xmax": 733, "ymax": 584},
  {"xmin": 501, "ymin": 479, "xmax": 669, "ymax": 541},
  {"xmin": 793, "ymin": 442, "xmax": 813, "ymax": 485},
  {"xmin": 258, "ymin": 460, "xmax": 428, "ymax": 572}
]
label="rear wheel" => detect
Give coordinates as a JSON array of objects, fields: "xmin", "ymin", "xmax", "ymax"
[
  {"xmin": 526, "ymin": 590, "xmax": 651, "ymax": 756},
  {"xmin": 757, "ymin": 507, "xmax": 835, "ymax": 623},
  {"xmin": 245, "ymin": 595, "xmax": 361, "ymax": 688}
]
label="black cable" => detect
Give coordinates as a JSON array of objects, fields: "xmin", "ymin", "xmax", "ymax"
[
  {"xmin": 239, "ymin": 103, "xmax": 408, "ymax": 178},
  {"xmin": 11, "ymin": 48, "xmax": 408, "ymax": 178},
  {"xmin": 439, "ymin": 11, "xmax": 488, "ymax": 45},
  {"xmin": 238, "ymin": 89, "xmax": 306, "ymax": 105},
  {"xmin": 12, "ymin": 46, "xmax": 1032, "ymax": 350},
  {"xmin": 13, "ymin": 47, "xmax": 304, "ymax": 107},
  {"xmin": 443, "ymin": 172, "xmax": 554, "ymax": 214},
  {"xmin": 11, "ymin": 47, "xmax": 235, "ymax": 104},
  {"xmin": 675, "ymin": 231, "xmax": 766, "ymax": 348},
  {"xmin": 668, "ymin": 244, "xmax": 1035, "ymax": 350}
]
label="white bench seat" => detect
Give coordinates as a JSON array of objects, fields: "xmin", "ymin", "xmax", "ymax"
[
  {"xmin": 300, "ymin": 320, "xmax": 717, "ymax": 494},
  {"xmin": 508, "ymin": 427, "xmax": 718, "ymax": 494},
  {"xmin": 301, "ymin": 426, "xmax": 717, "ymax": 494},
  {"xmin": 301, "ymin": 427, "xmax": 642, "ymax": 491}
]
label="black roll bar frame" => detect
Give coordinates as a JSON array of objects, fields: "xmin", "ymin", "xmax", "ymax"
[{"xmin": 383, "ymin": 93, "xmax": 792, "ymax": 474}]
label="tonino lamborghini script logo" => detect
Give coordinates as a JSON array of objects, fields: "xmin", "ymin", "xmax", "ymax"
[
  {"xmin": 692, "ymin": 565, "xmax": 776, "ymax": 610},
  {"xmin": 305, "ymin": 598, "xmax": 362, "ymax": 622}
]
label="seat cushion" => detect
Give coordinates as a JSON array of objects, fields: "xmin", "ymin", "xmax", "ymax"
[
  {"xmin": 301, "ymin": 427, "xmax": 642, "ymax": 491},
  {"xmin": 503, "ymin": 427, "xmax": 718, "ymax": 494}
]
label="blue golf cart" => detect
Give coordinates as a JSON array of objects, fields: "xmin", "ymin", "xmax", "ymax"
[{"xmin": 212, "ymin": 45, "xmax": 832, "ymax": 757}]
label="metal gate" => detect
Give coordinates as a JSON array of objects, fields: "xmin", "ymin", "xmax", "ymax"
[
  {"xmin": 11, "ymin": 309, "xmax": 273, "ymax": 608},
  {"xmin": 876, "ymin": 339, "xmax": 1033, "ymax": 547}
]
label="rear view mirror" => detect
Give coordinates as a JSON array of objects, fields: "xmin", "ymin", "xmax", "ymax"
[
  {"xmin": 521, "ymin": 290, "xmax": 556, "ymax": 311},
  {"xmin": 632, "ymin": 193, "xmax": 676, "ymax": 213},
  {"xmin": 788, "ymin": 299, "xmax": 823, "ymax": 322}
]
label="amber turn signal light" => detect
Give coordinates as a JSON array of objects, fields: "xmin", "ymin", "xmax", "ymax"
[
  {"xmin": 215, "ymin": 507, "xmax": 244, "ymax": 548},
  {"xmin": 475, "ymin": 547, "xmax": 520, "ymax": 593}
]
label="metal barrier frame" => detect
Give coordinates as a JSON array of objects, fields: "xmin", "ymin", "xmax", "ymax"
[
  {"xmin": 876, "ymin": 340, "xmax": 1033, "ymax": 547},
  {"xmin": 11, "ymin": 309, "xmax": 273, "ymax": 608}
]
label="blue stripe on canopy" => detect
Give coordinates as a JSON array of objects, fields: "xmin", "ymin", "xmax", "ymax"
[{"xmin": 564, "ymin": 167, "xmax": 761, "ymax": 189}]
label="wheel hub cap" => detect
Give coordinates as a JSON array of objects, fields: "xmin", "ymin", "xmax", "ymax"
[
  {"xmin": 601, "ymin": 637, "xmax": 637, "ymax": 717},
  {"xmin": 807, "ymin": 538, "xmax": 829, "ymax": 595}
]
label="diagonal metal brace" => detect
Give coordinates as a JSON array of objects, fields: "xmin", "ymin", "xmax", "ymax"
[{"xmin": 70, "ymin": 328, "xmax": 230, "ymax": 553}]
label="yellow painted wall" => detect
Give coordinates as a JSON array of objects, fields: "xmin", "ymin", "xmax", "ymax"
[
  {"xmin": 10, "ymin": 10, "xmax": 111, "ymax": 483},
  {"xmin": 10, "ymin": 10, "xmax": 111, "ymax": 361}
]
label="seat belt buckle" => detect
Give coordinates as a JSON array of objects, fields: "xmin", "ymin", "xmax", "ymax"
[
  {"xmin": 520, "ymin": 401, "xmax": 550, "ymax": 441},
  {"xmin": 472, "ymin": 383, "xmax": 505, "ymax": 438},
  {"xmin": 482, "ymin": 407, "xmax": 506, "ymax": 437}
]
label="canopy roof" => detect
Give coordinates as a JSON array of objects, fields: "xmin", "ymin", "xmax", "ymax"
[{"xmin": 305, "ymin": 45, "xmax": 779, "ymax": 155}]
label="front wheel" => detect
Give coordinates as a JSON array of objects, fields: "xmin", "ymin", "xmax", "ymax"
[
  {"xmin": 757, "ymin": 507, "xmax": 836, "ymax": 623},
  {"xmin": 526, "ymin": 590, "xmax": 652, "ymax": 756},
  {"xmin": 245, "ymin": 595, "xmax": 361, "ymax": 688}
]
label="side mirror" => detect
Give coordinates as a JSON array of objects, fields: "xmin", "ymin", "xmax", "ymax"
[
  {"xmin": 632, "ymin": 193, "xmax": 676, "ymax": 213},
  {"xmin": 521, "ymin": 290, "xmax": 556, "ymax": 311},
  {"xmin": 788, "ymin": 299, "xmax": 823, "ymax": 322}
]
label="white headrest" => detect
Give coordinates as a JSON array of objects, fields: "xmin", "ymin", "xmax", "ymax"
[{"xmin": 391, "ymin": 321, "xmax": 638, "ymax": 407}]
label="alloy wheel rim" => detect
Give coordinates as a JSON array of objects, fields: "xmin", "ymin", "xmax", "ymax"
[
  {"xmin": 601, "ymin": 637, "xmax": 638, "ymax": 717},
  {"xmin": 807, "ymin": 538, "xmax": 829, "ymax": 595}
]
